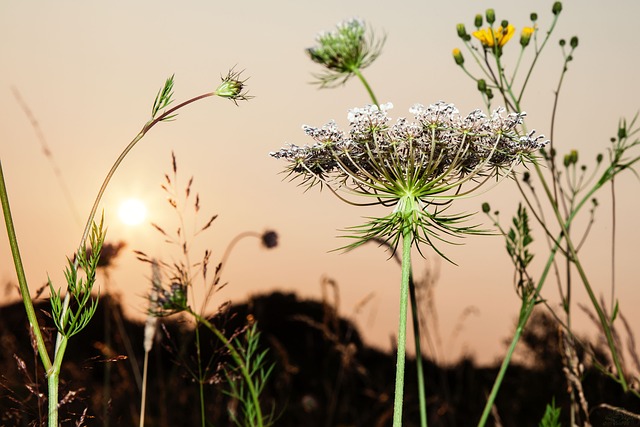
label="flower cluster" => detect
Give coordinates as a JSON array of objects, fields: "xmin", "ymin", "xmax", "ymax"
[
  {"xmin": 306, "ymin": 18, "xmax": 385, "ymax": 87},
  {"xmin": 272, "ymin": 102, "xmax": 546, "ymax": 197},
  {"xmin": 271, "ymin": 102, "xmax": 547, "ymax": 254},
  {"xmin": 472, "ymin": 24, "xmax": 515, "ymax": 48}
]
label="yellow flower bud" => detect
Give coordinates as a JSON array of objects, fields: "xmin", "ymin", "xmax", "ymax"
[
  {"xmin": 520, "ymin": 26, "xmax": 535, "ymax": 47},
  {"xmin": 452, "ymin": 48, "xmax": 464, "ymax": 66}
]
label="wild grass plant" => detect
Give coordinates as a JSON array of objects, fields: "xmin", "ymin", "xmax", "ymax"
[
  {"xmin": 271, "ymin": 2, "xmax": 640, "ymax": 426},
  {"xmin": 135, "ymin": 153, "xmax": 277, "ymax": 427},
  {"xmin": 0, "ymin": 69, "xmax": 251, "ymax": 425}
]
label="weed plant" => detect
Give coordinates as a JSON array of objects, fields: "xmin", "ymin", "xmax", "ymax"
[
  {"xmin": 135, "ymin": 153, "xmax": 277, "ymax": 427},
  {"xmin": 1, "ymin": 69, "xmax": 250, "ymax": 425}
]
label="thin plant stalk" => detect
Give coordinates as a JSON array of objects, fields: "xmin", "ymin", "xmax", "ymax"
[
  {"xmin": 478, "ymin": 227, "xmax": 562, "ymax": 426},
  {"xmin": 392, "ymin": 224, "xmax": 413, "ymax": 427},
  {"xmin": 139, "ymin": 350, "xmax": 151, "ymax": 427},
  {"xmin": 0, "ymin": 161, "xmax": 52, "ymax": 373},
  {"xmin": 352, "ymin": 68, "xmax": 379, "ymax": 107},
  {"xmin": 409, "ymin": 273, "xmax": 428, "ymax": 427},
  {"xmin": 355, "ymin": 67, "xmax": 428, "ymax": 427}
]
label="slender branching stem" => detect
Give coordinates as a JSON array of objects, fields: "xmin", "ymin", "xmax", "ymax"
[
  {"xmin": 533, "ymin": 161, "xmax": 629, "ymax": 390},
  {"xmin": 478, "ymin": 226, "xmax": 562, "ymax": 426}
]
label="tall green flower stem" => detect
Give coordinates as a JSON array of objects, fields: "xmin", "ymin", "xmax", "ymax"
[
  {"xmin": 392, "ymin": 221, "xmax": 413, "ymax": 426},
  {"xmin": 351, "ymin": 63, "xmax": 425, "ymax": 427}
]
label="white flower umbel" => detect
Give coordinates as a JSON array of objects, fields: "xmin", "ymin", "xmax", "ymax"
[
  {"xmin": 272, "ymin": 101, "xmax": 547, "ymax": 426},
  {"xmin": 272, "ymin": 101, "xmax": 547, "ymax": 258}
]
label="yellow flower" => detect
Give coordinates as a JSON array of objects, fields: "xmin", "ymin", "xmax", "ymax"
[
  {"xmin": 472, "ymin": 24, "xmax": 516, "ymax": 48},
  {"xmin": 452, "ymin": 48, "xmax": 464, "ymax": 65},
  {"xmin": 520, "ymin": 26, "xmax": 536, "ymax": 47}
]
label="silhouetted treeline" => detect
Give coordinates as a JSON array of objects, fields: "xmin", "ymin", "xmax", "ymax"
[{"xmin": 0, "ymin": 292, "xmax": 638, "ymax": 426}]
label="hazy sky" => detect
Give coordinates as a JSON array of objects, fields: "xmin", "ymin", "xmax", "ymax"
[{"xmin": 1, "ymin": 0, "xmax": 639, "ymax": 365}]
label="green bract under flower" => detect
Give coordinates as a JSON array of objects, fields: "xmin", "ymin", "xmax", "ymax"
[{"xmin": 271, "ymin": 102, "xmax": 547, "ymax": 257}]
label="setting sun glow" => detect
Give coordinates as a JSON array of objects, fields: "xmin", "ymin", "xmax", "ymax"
[{"xmin": 118, "ymin": 198, "xmax": 147, "ymax": 226}]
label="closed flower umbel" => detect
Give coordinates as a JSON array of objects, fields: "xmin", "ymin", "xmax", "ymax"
[
  {"xmin": 306, "ymin": 18, "xmax": 385, "ymax": 88},
  {"xmin": 271, "ymin": 102, "xmax": 547, "ymax": 257}
]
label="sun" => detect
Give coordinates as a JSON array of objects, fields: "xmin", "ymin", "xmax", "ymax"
[{"xmin": 118, "ymin": 198, "xmax": 147, "ymax": 226}]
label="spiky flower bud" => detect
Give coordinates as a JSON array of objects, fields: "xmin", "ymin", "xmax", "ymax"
[
  {"xmin": 452, "ymin": 48, "xmax": 465, "ymax": 66},
  {"xmin": 559, "ymin": 39, "xmax": 566, "ymax": 47},
  {"xmin": 482, "ymin": 203, "xmax": 491, "ymax": 213},
  {"xmin": 552, "ymin": 2, "xmax": 563, "ymax": 15},
  {"xmin": 530, "ymin": 13, "xmax": 538, "ymax": 22},
  {"xmin": 501, "ymin": 20, "xmax": 509, "ymax": 28},
  {"xmin": 486, "ymin": 9, "xmax": 496, "ymax": 24},
  {"xmin": 214, "ymin": 69, "xmax": 251, "ymax": 104}
]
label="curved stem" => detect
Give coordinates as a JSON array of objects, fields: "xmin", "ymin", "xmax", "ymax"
[
  {"xmin": 392, "ymin": 221, "xmax": 412, "ymax": 426},
  {"xmin": 55, "ymin": 91, "xmax": 216, "ymax": 354},
  {"xmin": 352, "ymin": 68, "xmax": 379, "ymax": 106},
  {"xmin": 0, "ymin": 161, "xmax": 52, "ymax": 371}
]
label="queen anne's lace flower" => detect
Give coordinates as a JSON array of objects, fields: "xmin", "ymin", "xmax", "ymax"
[
  {"xmin": 306, "ymin": 18, "xmax": 385, "ymax": 88},
  {"xmin": 271, "ymin": 101, "xmax": 548, "ymax": 255}
]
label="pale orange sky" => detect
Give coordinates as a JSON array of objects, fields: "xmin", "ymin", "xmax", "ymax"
[{"xmin": 1, "ymin": 0, "xmax": 639, "ymax": 366}]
